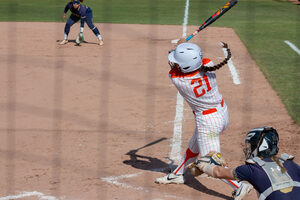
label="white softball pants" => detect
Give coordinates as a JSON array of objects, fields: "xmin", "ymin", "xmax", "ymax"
[
  {"xmin": 173, "ymin": 102, "xmax": 229, "ymax": 175},
  {"xmin": 172, "ymin": 102, "xmax": 242, "ymax": 190}
]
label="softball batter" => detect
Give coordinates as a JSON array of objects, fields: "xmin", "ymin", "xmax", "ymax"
[
  {"xmin": 60, "ymin": 0, "xmax": 104, "ymax": 46},
  {"xmin": 155, "ymin": 42, "xmax": 252, "ymax": 199}
]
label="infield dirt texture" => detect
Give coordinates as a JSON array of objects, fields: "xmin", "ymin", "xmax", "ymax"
[{"xmin": 0, "ymin": 22, "xmax": 299, "ymax": 200}]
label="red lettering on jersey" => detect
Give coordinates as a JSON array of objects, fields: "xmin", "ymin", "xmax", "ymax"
[
  {"xmin": 191, "ymin": 78, "xmax": 206, "ymax": 97},
  {"xmin": 190, "ymin": 74, "xmax": 212, "ymax": 98},
  {"xmin": 203, "ymin": 74, "xmax": 212, "ymax": 92}
]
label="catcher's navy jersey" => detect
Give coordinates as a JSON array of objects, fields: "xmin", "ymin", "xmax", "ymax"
[{"xmin": 235, "ymin": 158, "xmax": 300, "ymax": 200}]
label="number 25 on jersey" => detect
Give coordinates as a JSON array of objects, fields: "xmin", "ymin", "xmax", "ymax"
[{"xmin": 190, "ymin": 74, "xmax": 212, "ymax": 98}]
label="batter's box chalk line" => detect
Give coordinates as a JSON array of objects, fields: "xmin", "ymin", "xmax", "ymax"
[
  {"xmin": 0, "ymin": 191, "xmax": 60, "ymax": 200},
  {"xmin": 101, "ymin": 172, "xmax": 147, "ymax": 191},
  {"xmin": 222, "ymin": 45, "xmax": 241, "ymax": 85},
  {"xmin": 101, "ymin": 171, "xmax": 188, "ymax": 200},
  {"xmin": 101, "ymin": 168, "xmax": 169, "ymax": 192}
]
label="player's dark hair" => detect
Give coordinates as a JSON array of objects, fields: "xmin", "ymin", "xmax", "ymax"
[
  {"xmin": 271, "ymin": 156, "xmax": 287, "ymax": 173},
  {"xmin": 200, "ymin": 42, "xmax": 231, "ymax": 72}
]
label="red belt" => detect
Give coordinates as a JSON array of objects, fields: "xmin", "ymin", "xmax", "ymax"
[{"xmin": 202, "ymin": 99, "xmax": 224, "ymax": 115}]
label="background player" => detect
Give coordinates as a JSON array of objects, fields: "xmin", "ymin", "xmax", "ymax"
[
  {"xmin": 155, "ymin": 42, "xmax": 252, "ymax": 199},
  {"xmin": 193, "ymin": 126, "xmax": 300, "ymax": 199},
  {"xmin": 60, "ymin": 0, "xmax": 104, "ymax": 46}
]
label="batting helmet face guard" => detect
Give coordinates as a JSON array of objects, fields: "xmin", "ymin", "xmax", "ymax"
[
  {"xmin": 243, "ymin": 126, "xmax": 279, "ymax": 160},
  {"xmin": 168, "ymin": 43, "xmax": 202, "ymax": 73}
]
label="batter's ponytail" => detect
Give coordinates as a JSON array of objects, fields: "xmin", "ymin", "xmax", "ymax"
[{"xmin": 200, "ymin": 42, "xmax": 231, "ymax": 72}]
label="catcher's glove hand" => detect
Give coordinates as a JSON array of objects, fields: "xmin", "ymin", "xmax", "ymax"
[
  {"xmin": 188, "ymin": 162, "xmax": 204, "ymax": 177},
  {"xmin": 205, "ymin": 151, "xmax": 227, "ymax": 167},
  {"xmin": 188, "ymin": 151, "xmax": 227, "ymax": 177}
]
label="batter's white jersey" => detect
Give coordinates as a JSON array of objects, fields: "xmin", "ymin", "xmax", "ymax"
[{"xmin": 169, "ymin": 58, "xmax": 223, "ymax": 113}]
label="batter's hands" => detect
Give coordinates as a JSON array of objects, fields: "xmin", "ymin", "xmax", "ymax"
[{"xmin": 177, "ymin": 38, "xmax": 186, "ymax": 45}]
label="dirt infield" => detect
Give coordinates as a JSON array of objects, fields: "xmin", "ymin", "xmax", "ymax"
[{"xmin": 0, "ymin": 22, "xmax": 299, "ymax": 200}]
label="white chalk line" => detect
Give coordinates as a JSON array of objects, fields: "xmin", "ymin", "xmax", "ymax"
[
  {"xmin": 101, "ymin": 172, "xmax": 147, "ymax": 192},
  {"xmin": 169, "ymin": 92, "xmax": 184, "ymax": 163},
  {"xmin": 0, "ymin": 191, "xmax": 59, "ymax": 200},
  {"xmin": 222, "ymin": 46, "xmax": 241, "ymax": 85},
  {"xmin": 171, "ymin": 0, "xmax": 189, "ymax": 43},
  {"xmin": 101, "ymin": 167, "xmax": 167, "ymax": 192},
  {"xmin": 169, "ymin": 0, "xmax": 190, "ymax": 163},
  {"xmin": 101, "ymin": 172, "xmax": 185, "ymax": 199},
  {"xmin": 284, "ymin": 40, "xmax": 300, "ymax": 55},
  {"xmin": 182, "ymin": 0, "xmax": 190, "ymax": 38}
]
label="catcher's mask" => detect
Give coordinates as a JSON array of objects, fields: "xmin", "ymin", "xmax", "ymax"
[
  {"xmin": 168, "ymin": 43, "xmax": 202, "ymax": 73},
  {"xmin": 243, "ymin": 126, "xmax": 279, "ymax": 160}
]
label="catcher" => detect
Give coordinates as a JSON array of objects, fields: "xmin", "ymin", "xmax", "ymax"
[{"xmin": 190, "ymin": 127, "xmax": 300, "ymax": 200}]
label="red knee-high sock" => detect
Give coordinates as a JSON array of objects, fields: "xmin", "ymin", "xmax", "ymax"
[{"xmin": 174, "ymin": 148, "xmax": 199, "ymax": 175}]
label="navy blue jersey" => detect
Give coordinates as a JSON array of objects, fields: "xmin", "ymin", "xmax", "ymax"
[
  {"xmin": 235, "ymin": 158, "xmax": 300, "ymax": 200},
  {"xmin": 64, "ymin": 2, "xmax": 91, "ymax": 27}
]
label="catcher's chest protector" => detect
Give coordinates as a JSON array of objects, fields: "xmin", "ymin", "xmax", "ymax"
[{"xmin": 252, "ymin": 154, "xmax": 300, "ymax": 200}]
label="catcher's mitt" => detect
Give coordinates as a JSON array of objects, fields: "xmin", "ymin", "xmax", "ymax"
[
  {"xmin": 188, "ymin": 151, "xmax": 227, "ymax": 177},
  {"xmin": 206, "ymin": 151, "xmax": 227, "ymax": 166}
]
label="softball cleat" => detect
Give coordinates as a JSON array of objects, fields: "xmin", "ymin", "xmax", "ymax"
[
  {"xmin": 59, "ymin": 39, "xmax": 68, "ymax": 45},
  {"xmin": 155, "ymin": 173, "xmax": 184, "ymax": 184},
  {"xmin": 99, "ymin": 39, "xmax": 104, "ymax": 46}
]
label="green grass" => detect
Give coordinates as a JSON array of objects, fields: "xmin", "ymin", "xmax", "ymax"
[{"xmin": 0, "ymin": 0, "xmax": 299, "ymax": 124}]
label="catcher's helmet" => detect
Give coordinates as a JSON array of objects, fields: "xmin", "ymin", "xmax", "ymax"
[
  {"xmin": 168, "ymin": 43, "xmax": 202, "ymax": 73},
  {"xmin": 243, "ymin": 126, "xmax": 279, "ymax": 159},
  {"xmin": 73, "ymin": 0, "xmax": 80, "ymax": 5}
]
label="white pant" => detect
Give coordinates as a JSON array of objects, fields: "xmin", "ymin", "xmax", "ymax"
[
  {"xmin": 173, "ymin": 102, "xmax": 229, "ymax": 175},
  {"xmin": 190, "ymin": 102, "xmax": 229, "ymax": 156},
  {"xmin": 171, "ymin": 102, "xmax": 242, "ymax": 190}
]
